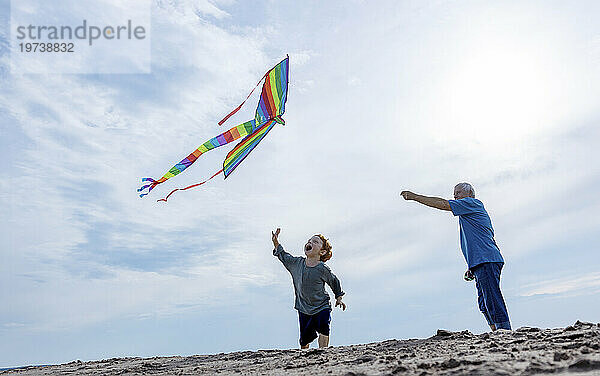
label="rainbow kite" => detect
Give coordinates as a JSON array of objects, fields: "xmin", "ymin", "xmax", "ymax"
[{"xmin": 138, "ymin": 56, "xmax": 289, "ymax": 202}]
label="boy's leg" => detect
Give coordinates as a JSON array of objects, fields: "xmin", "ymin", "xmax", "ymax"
[
  {"xmin": 318, "ymin": 334, "xmax": 329, "ymax": 348},
  {"xmin": 473, "ymin": 263, "xmax": 511, "ymax": 330},
  {"xmin": 315, "ymin": 308, "xmax": 332, "ymax": 348},
  {"xmin": 298, "ymin": 312, "xmax": 318, "ymax": 349}
]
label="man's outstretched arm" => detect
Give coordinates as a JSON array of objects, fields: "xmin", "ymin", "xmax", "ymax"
[{"xmin": 400, "ymin": 191, "xmax": 451, "ymax": 211}]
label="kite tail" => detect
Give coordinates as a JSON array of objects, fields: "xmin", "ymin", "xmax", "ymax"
[
  {"xmin": 138, "ymin": 178, "xmax": 156, "ymax": 198},
  {"xmin": 157, "ymin": 169, "xmax": 223, "ymax": 203},
  {"xmin": 137, "ymin": 120, "xmax": 255, "ymax": 198}
]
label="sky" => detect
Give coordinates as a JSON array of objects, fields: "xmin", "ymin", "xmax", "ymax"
[{"xmin": 1, "ymin": 0, "xmax": 599, "ymax": 368}]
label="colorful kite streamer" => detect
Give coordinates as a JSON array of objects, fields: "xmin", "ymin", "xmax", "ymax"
[{"xmin": 138, "ymin": 56, "xmax": 289, "ymax": 202}]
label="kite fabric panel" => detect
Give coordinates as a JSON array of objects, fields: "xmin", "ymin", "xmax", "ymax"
[
  {"xmin": 254, "ymin": 57, "xmax": 289, "ymax": 125},
  {"xmin": 224, "ymin": 119, "xmax": 277, "ymax": 178},
  {"xmin": 138, "ymin": 55, "xmax": 289, "ymax": 202}
]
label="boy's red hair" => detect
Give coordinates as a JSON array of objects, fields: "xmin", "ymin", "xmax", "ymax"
[{"xmin": 316, "ymin": 234, "xmax": 332, "ymax": 262}]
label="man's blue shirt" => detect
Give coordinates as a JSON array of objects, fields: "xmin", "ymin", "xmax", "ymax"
[{"xmin": 448, "ymin": 197, "xmax": 504, "ymax": 269}]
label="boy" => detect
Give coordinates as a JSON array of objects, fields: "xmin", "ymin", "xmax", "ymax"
[{"xmin": 272, "ymin": 228, "xmax": 346, "ymax": 348}]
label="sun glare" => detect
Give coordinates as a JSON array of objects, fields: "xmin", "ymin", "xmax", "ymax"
[{"xmin": 444, "ymin": 48, "xmax": 553, "ymax": 148}]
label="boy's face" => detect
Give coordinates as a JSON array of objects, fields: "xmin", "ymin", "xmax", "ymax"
[{"xmin": 304, "ymin": 235, "xmax": 325, "ymax": 258}]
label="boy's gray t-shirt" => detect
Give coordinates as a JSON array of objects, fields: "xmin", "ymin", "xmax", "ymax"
[{"xmin": 274, "ymin": 244, "xmax": 345, "ymax": 315}]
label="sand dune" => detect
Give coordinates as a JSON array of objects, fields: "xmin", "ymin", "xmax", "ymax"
[{"xmin": 3, "ymin": 321, "xmax": 600, "ymax": 375}]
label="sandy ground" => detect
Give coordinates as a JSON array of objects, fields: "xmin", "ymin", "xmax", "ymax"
[{"xmin": 2, "ymin": 321, "xmax": 600, "ymax": 375}]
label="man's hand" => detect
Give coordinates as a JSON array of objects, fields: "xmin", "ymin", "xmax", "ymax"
[
  {"xmin": 464, "ymin": 269, "xmax": 474, "ymax": 281},
  {"xmin": 400, "ymin": 191, "xmax": 415, "ymax": 200},
  {"xmin": 335, "ymin": 296, "xmax": 346, "ymax": 311},
  {"xmin": 272, "ymin": 228, "xmax": 281, "ymax": 249}
]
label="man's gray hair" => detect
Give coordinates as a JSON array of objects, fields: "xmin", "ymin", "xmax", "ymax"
[{"xmin": 455, "ymin": 182, "xmax": 475, "ymax": 198}]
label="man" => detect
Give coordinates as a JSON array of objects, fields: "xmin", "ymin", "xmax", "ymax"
[{"xmin": 400, "ymin": 183, "xmax": 511, "ymax": 331}]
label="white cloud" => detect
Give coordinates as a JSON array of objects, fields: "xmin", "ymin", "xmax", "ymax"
[
  {"xmin": 4, "ymin": 244, "xmax": 278, "ymax": 332},
  {"xmin": 288, "ymin": 50, "xmax": 314, "ymax": 66},
  {"xmin": 347, "ymin": 76, "xmax": 361, "ymax": 86},
  {"xmin": 519, "ymin": 272, "xmax": 600, "ymax": 297}
]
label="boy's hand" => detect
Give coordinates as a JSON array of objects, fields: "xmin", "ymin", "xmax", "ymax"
[
  {"xmin": 400, "ymin": 191, "xmax": 415, "ymax": 200},
  {"xmin": 335, "ymin": 296, "xmax": 346, "ymax": 311},
  {"xmin": 272, "ymin": 228, "xmax": 281, "ymax": 248}
]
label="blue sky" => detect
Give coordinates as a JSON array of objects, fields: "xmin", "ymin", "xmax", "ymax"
[{"xmin": 1, "ymin": 0, "xmax": 599, "ymax": 368}]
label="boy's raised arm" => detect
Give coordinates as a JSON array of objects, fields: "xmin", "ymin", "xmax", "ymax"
[
  {"xmin": 272, "ymin": 228, "xmax": 299, "ymax": 269},
  {"xmin": 272, "ymin": 228, "xmax": 281, "ymax": 249}
]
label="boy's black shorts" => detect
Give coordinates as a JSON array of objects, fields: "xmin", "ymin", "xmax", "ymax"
[{"xmin": 298, "ymin": 308, "xmax": 331, "ymax": 346}]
